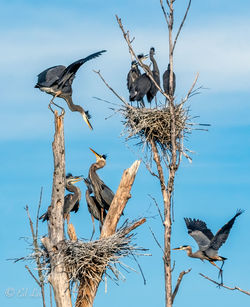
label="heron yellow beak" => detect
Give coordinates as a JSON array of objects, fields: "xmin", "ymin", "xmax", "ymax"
[
  {"xmin": 172, "ymin": 247, "xmax": 182, "ymax": 250},
  {"xmin": 82, "ymin": 113, "xmax": 93, "ymax": 130},
  {"xmin": 71, "ymin": 176, "xmax": 84, "ymax": 184},
  {"xmin": 89, "ymin": 148, "xmax": 102, "ymax": 160}
]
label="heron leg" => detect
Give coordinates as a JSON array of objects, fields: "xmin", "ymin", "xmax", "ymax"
[
  {"xmin": 48, "ymin": 91, "xmax": 65, "ymax": 115},
  {"xmin": 210, "ymin": 261, "xmax": 224, "ymax": 284},
  {"xmin": 90, "ymin": 215, "xmax": 95, "ymax": 241},
  {"xmin": 140, "ymin": 99, "xmax": 145, "ymax": 108}
]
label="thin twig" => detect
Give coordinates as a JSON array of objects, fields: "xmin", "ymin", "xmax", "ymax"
[
  {"xmin": 149, "ymin": 226, "xmax": 164, "ymax": 253},
  {"xmin": 172, "ymin": 269, "xmax": 191, "ymax": 303},
  {"xmin": 36, "ymin": 187, "xmax": 43, "ymax": 238},
  {"xmin": 148, "ymin": 194, "xmax": 164, "ymax": 224},
  {"xmin": 160, "ymin": 0, "xmax": 169, "ymax": 25},
  {"xmin": 179, "ymin": 72, "xmax": 199, "ymax": 107},
  {"xmin": 94, "ymin": 70, "xmax": 128, "ymax": 106},
  {"xmin": 172, "ymin": 0, "xmax": 191, "ymax": 52},
  {"xmin": 199, "ymin": 273, "xmax": 250, "ymax": 296},
  {"xmin": 25, "ymin": 265, "xmax": 41, "ymax": 287}
]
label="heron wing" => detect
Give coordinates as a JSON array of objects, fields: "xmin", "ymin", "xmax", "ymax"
[
  {"xmin": 184, "ymin": 218, "xmax": 214, "ymax": 251},
  {"xmin": 58, "ymin": 50, "xmax": 106, "ymax": 87},
  {"xmin": 131, "ymin": 74, "xmax": 151, "ymax": 101},
  {"xmin": 36, "ymin": 65, "xmax": 66, "ymax": 87},
  {"xmin": 209, "ymin": 210, "xmax": 243, "ymax": 251},
  {"xmin": 163, "ymin": 70, "xmax": 176, "ymax": 95},
  {"xmin": 100, "ymin": 184, "xmax": 114, "ymax": 210}
]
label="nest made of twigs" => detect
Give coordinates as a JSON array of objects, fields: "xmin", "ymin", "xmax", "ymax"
[
  {"xmin": 61, "ymin": 227, "xmax": 147, "ymax": 285},
  {"xmin": 120, "ymin": 104, "xmax": 191, "ymax": 154},
  {"xmin": 14, "ymin": 223, "xmax": 148, "ymax": 287}
]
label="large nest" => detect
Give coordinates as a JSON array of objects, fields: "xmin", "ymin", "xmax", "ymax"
[
  {"xmin": 60, "ymin": 227, "xmax": 147, "ymax": 285},
  {"xmin": 14, "ymin": 222, "xmax": 148, "ymax": 286},
  {"xmin": 120, "ymin": 104, "xmax": 192, "ymax": 157}
]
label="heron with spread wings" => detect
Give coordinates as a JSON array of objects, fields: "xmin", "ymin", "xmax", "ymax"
[
  {"xmin": 35, "ymin": 50, "xmax": 106, "ymax": 129},
  {"xmin": 173, "ymin": 210, "xmax": 243, "ymax": 283}
]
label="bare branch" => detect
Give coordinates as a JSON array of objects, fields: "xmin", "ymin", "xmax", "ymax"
[
  {"xmin": 172, "ymin": 0, "xmax": 191, "ymax": 52},
  {"xmin": 160, "ymin": 0, "xmax": 169, "ymax": 25},
  {"xmin": 179, "ymin": 72, "xmax": 199, "ymax": 107},
  {"xmin": 94, "ymin": 70, "xmax": 128, "ymax": 106},
  {"xmin": 148, "ymin": 194, "xmax": 164, "ymax": 224},
  {"xmin": 199, "ymin": 273, "xmax": 250, "ymax": 296},
  {"xmin": 36, "ymin": 187, "xmax": 43, "ymax": 238},
  {"xmin": 149, "ymin": 226, "xmax": 164, "ymax": 253},
  {"xmin": 25, "ymin": 265, "xmax": 41, "ymax": 287},
  {"xmin": 172, "ymin": 269, "xmax": 191, "ymax": 303}
]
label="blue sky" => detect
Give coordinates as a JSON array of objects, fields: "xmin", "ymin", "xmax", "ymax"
[{"xmin": 1, "ymin": 0, "xmax": 250, "ymax": 306}]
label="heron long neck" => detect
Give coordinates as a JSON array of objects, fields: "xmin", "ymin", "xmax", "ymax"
[
  {"xmin": 150, "ymin": 53, "xmax": 159, "ymax": 76},
  {"xmin": 64, "ymin": 95, "xmax": 84, "ymax": 114},
  {"xmin": 185, "ymin": 246, "xmax": 194, "ymax": 257}
]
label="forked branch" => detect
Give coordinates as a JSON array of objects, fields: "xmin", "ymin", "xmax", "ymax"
[
  {"xmin": 172, "ymin": 269, "xmax": 191, "ymax": 303},
  {"xmin": 200, "ymin": 273, "xmax": 250, "ymax": 296}
]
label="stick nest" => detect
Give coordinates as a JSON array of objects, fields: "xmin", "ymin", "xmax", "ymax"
[
  {"xmin": 120, "ymin": 104, "xmax": 190, "ymax": 155},
  {"xmin": 14, "ymin": 222, "xmax": 148, "ymax": 286}
]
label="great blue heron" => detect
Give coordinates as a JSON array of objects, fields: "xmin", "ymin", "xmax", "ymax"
[
  {"xmin": 39, "ymin": 174, "xmax": 83, "ymax": 222},
  {"xmin": 163, "ymin": 63, "xmax": 176, "ymax": 96},
  {"xmin": 173, "ymin": 210, "xmax": 244, "ymax": 284},
  {"xmin": 83, "ymin": 178, "xmax": 106, "ymax": 240},
  {"xmin": 127, "ymin": 54, "xmax": 148, "ymax": 107},
  {"xmin": 35, "ymin": 50, "xmax": 106, "ymax": 129},
  {"xmin": 88, "ymin": 147, "xmax": 114, "ymax": 222},
  {"xmin": 129, "ymin": 47, "xmax": 160, "ymax": 106},
  {"xmin": 147, "ymin": 47, "xmax": 160, "ymax": 104}
]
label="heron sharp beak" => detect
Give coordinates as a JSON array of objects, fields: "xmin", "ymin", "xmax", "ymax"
[
  {"xmin": 89, "ymin": 148, "xmax": 102, "ymax": 160},
  {"xmin": 71, "ymin": 176, "xmax": 84, "ymax": 184},
  {"xmin": 82, "ymin": 113, "xmax": 93, "ymax": 130},
  {"xmin": 172, "ymin": 247, "xmax": 182, "ymax": 250}
]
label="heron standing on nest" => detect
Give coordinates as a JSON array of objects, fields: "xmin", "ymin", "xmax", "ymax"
[
  {"xmin": 40, "ymin": 174, "xmax": 83, "ymax": 223},
  {"xmin": 35, "ymin": 50, "xmax": 106, "ymax": 130},
  {"xmin": 88, "ymin": 148, "xmax": 114, "ymax": 223},
  {"xmin": 127, "ymin": 54, "xmax": 148, "ymax": 107},
  {"xmin": 83, "ymin": 178, "xmax": 106, "ymax": 240},
  {"xmin": 173, "ymin": 210, "xmax": 244, "ymax": 284},
  {"xmin": 129, "ymin": 47, "xmax": 160, "ymax": 107},
  {"xmin": 163, "ymin": 63, "xmax": 176, "ymax": 97}
]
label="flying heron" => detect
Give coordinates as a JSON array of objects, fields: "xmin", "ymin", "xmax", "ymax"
[
  {"xmin": 173, "ymin": 210, "xmax": 244, "ymax": 284},
  {"xmin": 88, "ymin": 147, "xmax": 114, "ymax": 223},
  {"xmin": 35, "ymin": 50, "xmax": 107, "ymax": 129},
  {"xmin": 39, "ymin": 174, "xmax": 83, "ymax": 223},
  {"xmin": 127, "ymin": 54, "xmax": 148, "ymax": 107},
  {"xmin": 129, "ymin": 47, "xmax": 160, "ymax": 106},
  {"xmin": 83, "ymin": 177, "xmax": 107, "ymax": 240},
  {"xmin": 163, "ymin": 63, "xmax": 176, "ymax": 96}
]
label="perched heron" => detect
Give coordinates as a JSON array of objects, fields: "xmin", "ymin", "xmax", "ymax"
[
  {"xmin": 173, "ymin": 210, "xmax": 244, "ymax": 284},
  {"xmin": 147, "ymin": 47, "xmax": 160, "ymax": 104},
  {"xmin": 39, "ymin": 174, "xmax": 83, "ymax": 223},
  {"xmin": 83, "ymin": 178, "xmax": 106, "ymax": 240},
  {"xmin": 130, "ymin": 47, "xmax": 160, "ymax": 106},
  {"xmin": 88, "ymin": 147, "xmax": 114, "ymax": 222},
  {"xmin": 127, "ymin": 54, "xmax": 148, "ymax": 107},
  {"xmin": 163, "ymin": 63, "xmax": 176, "ymax": 96},
  {"xmin": 35, "ymin": 50, "xmax": 106, "ymax": 130}
]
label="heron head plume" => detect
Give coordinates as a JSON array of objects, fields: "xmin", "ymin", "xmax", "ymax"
[
  {"xmin": 137, "ymin": 53, "xmax": 148, "ymax": 62},
  {"xmin": 150, "ymin": 47, "xmax": 155, "ymax": 55}
]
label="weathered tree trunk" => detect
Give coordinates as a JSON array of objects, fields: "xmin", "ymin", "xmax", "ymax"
[
  {"xmin": 41, "ymin": 111, "xmax": 72, "ymax": 307},
  {"xmin": 75, "ymin": 160, "xmax": 144, "ymax": 307}
]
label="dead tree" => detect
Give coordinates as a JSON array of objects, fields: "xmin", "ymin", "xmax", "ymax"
[{"xmin": 94, "ymin": 1, "xmax": 201, "ymax": 306}]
